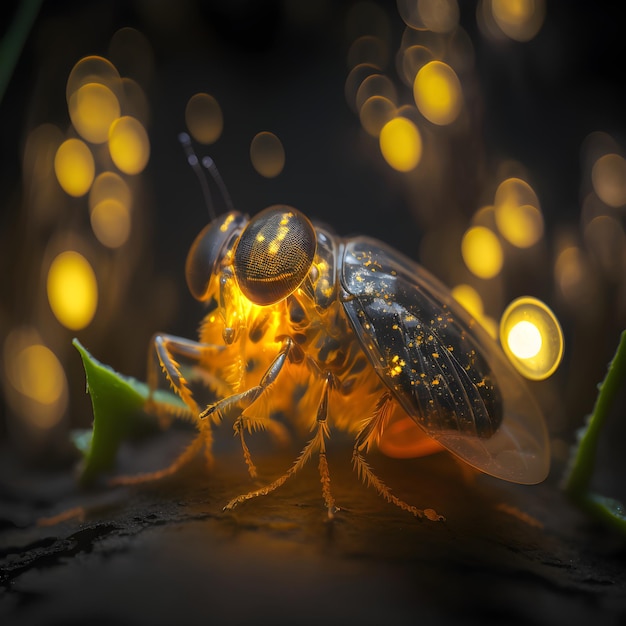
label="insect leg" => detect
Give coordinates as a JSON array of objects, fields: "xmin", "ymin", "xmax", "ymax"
[
  {"xmin": 223, "ymin": 373, "xmax": 337, "ymax": 517},
  {"xmin": 149, "ymin": 333, "xmax": 228, "ymax": 419},
  {"xmin": 109, "ymin": 426, "xmax": 209, "ymax": 486},
  {"xmin": 199, "ymin": 338, "xmax": 293, "ymax": 421},
  {"xmin": 195, "ymin": 338, "xmax": 292, "ymax": 478},
  {"xmin": 352, "ymin": 393, "xmax": 445, "ymax": 522},
  {"xmin": 109, "ymin": 335, "xmax": 227, "ymax": 487}
]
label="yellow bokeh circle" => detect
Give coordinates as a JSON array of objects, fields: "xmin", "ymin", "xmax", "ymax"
[
  {"xmin": 47, "ymin": 251, "xmax": 98, "ymax": 330},
  {"xmin": 461, "ymin": 226, "xmax": 503, "ymax": 279},
  {"xmin": 499, "ymin": 296, "xmax": 564, "ymax": 380},
  {"xmin": 54, "ymin": 138, "xmax": 95, "ymax": 197},
  {"xmin": 379, "ymin": 117, "xmax": 422, "ymax": 172},
  {"xmin": 413, "ymin": 60, "xmax": 462, "ymax": 126},
  {"xmin": 108, "ymin": 116, "xmax": 150, "ymax": 175}
]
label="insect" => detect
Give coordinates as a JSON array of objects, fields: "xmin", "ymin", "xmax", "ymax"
[{"xmin": 113, "ymin": 136, "xmax": 549, "ymax": 521}]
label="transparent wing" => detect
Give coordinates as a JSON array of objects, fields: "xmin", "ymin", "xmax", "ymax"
[{"xmin": 340, "ymin": 237, "xmax": 549, "ymax": 484}]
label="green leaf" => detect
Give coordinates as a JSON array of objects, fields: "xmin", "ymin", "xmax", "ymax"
[
  {"xmin": 563, "ymin": 330, "xmax": 626, "ymax": 533},
  {"xmin": 72, "ymin": 338, "xmax": 187, "ymax": 485}
]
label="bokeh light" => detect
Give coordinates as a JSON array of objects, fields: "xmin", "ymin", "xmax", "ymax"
[
  {"xmin": 89, "ymin": 171, "xmax": 132, "ymax": 213},
  {"xmin": 47, "ymin": 251, "xmax": 98, "ymax": 330},
  {"xmin": 489, "ymin": 0, "xmax": 546, "ymax": 42},
  {"xmin": 591, "ymin": 153, "xmax": 626, "ymax": 208},
  {"xmin": 355, "ymin": 73, "xmax": 397, "ymax": 112},
  {"xmin": 584, "ymin": 214, "xmax": 626, "ymax": 281},
  {"xmin": 494, "ymin": 177, "xmax": 544, "ymax": 248},
  {"xmin": 461, "ymin": 226, "xmax": 503, "ymax": 279},
  {"xmin": 91, "ymin": 199, "xmax": 131, "ymax": 248},
  {"xmin": 379, "ymin": 116, "xmax": 422, "ymax": 172},
  {"xmin": 185, "ymin": 93, "xmax": 224, "ymax": 145},
  {"xmin": 68, "ymin": 82, "xmax": 121, "ymax": 144},
  {"xmin": 3, "ymin": 329, "xmax": 68, "ymax": 430},
  {"xmin": 499, "ymin": 296, "xmax": 564, "ymax": 380},
  {"xmin": 347, "ymin": 35, "xmax": 389, "ymax": 69},
  {"xmin": 413, "ymin": 60, "xmax": 463, "ymax": 126},
  {"xmin": 360, "ymin": 95, "xmax": 396, "ymax": 137},
  {"xmin": 398, "ymin": 0, "xmax": 459, "ymax": 32},
  {"xmin": 451, "ymin": 283, "xmax": 484, "ymax": 319},
  {"xmin": 54, "ymin": 138, "xmax": 95, "ymax": 197},
  {"xmin": 399, "ymin": 45, "xmax": 435, "ymax": 87},
  {"xmin": 250, "ymin": 131, "xmax": 285, "ymax": 178},
  {"xmin": 108, "ymin": 115, "xmax": 150, "ymax": 175}
]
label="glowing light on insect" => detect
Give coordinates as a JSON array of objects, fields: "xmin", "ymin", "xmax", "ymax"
[
  {"xmin": 494, "ymin": 177, "xmax": 543, "ymax": 248},
  {"xmin": 413, "ymin": 61, "xmax": 462, "ymax": 126},
  {"xmin": 489, "ymin": 0, "xmax": 546, "ymax": 42},
  {"xmin": 379, "ymin": 117, "xmax": 422, "ymax": 172},
  {"xmin": 47, "ymin": 251, "xmax": 98, "ymax": 330},
  {"xmin": 54, "ymin": 138, "xmax": 95, "ymax": 197},
  {"xmin": 108, "ymin": 116, "xmax": 150, "ymax": 175},
  {"xmin": 185, "ymin": 93, "xmax": 223, "ymax": 145},
  {"xmin": 250, "ymin": 132, "xmax": 285, "ymax": 178},
  {"xmin": 461, "ymin": 226, "xmax": 503, "ymax": 279},
  {"xmin": 68, "ymin": 82, "xmax": 121, "ymax": 144},
  {"xmin": 499, "ymin": 296, "xmax": 564, "ymax": 380},
  {"xmin": 360, "ymin": 95, "xmax": 396, "ymax": 137},
  {"xmin": 3, "ymin": 330, "xmax": 68, "ymax": 430},
  {"xmin": 91, "ymin": 199, "xmax": 131, "ymax": 248},
  {"xmin": 591, "ymin": 153, "xmax": 626, "ymax": 208}
]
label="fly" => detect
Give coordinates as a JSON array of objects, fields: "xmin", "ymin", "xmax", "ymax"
[{"xmin": 112, "ymin": 136, "xmax": 550, "ymax": 521}]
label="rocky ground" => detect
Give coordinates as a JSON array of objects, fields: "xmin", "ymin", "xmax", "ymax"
[{"xmin": 1, "ymin": 430, "xmax": 625, "ymax": 626}]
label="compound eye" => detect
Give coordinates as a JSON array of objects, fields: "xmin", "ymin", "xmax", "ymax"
[
  {"xmin": 233, "ymin": 205, "xmax": 316, "ymax": 306},
  {"xmin": 185, "ymin": 212, "xmax": 246, "ymax": 300}
]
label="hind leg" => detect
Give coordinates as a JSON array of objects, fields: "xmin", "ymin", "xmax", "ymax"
[{"xmin": 351, "ymin": 393, "xmax": 444, "ymax": 521}]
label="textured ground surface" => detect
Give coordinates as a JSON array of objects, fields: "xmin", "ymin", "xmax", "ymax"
[{"xmin": 1, "ymin": 431, "xmax": 625, "ymax": 626}]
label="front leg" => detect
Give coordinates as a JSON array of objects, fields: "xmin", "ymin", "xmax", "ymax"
[
  {"xmin": 148, "ymin": 333, "xmax": 228, "ymax": 420},
  {"xmin": 111, "ymin": 334, "xmax": 228, "ymax": 486},
  {"xmin": 225, "ymin": 370, "xmax": 340, "ymax": 520}
]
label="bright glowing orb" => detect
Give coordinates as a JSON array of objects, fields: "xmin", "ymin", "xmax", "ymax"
[
  {"xmin": 507, "ymin": 320, "xmax": 542, "ymax": 359},
  {"xmin": 499, "ymin": 296, "xmax": 563, "ymax": 380},
  {"xmin": 379, "ymin": 117, "xmax": 422, "ymax": 172},
  {"xmin": 47, "ymin": 251, "xmax": 98, "ymax": 330},
  {"xmin": 108, "ymin": 116, "xmax": 150, "ymax": 175},
  {"xmin": 413, "ymin": 60, "xmax": 462, "ymax": 126},
  {"xmin": 54, "ymin": 138, "xmax": 95, "ymax": 197},
  {"xmin": 461, "ymin": 226, "xmax": 503, "ymax": 279}
]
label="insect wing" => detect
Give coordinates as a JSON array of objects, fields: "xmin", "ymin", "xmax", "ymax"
[{"xmin": 340, "ymin": 237, "xmax": 550, "ymax": 484}]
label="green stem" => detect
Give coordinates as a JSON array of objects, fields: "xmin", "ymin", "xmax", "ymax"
[
  {"xmin": 0, "ymin": 0, "xmax": 44, "ymax": 104},
  {"xmin": 564, "ymin": 330, "xmax": 626, "ymax": 498}
]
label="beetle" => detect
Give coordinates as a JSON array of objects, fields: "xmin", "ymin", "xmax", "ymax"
[{"xmin": 113, "ymin": 139, "xmax": 550, "ymax": 521}]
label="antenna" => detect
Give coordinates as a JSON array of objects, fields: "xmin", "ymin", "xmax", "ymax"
[
  {"xmin": 178, "ymin": 132, "xmax": 235, "ymax": 221},
  {"xmin": 201, "ymin": 155, "xmax": 235, "ymax": 213}
]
